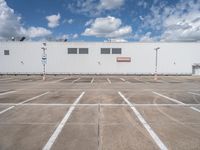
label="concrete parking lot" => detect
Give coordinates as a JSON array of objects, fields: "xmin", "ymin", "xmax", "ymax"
[{"xmin": 0, "ymin": 75, "xmax": 200, "ymax": 150}]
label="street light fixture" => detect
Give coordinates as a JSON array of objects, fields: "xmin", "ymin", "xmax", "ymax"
[
  {"xmin": 41, "ymin": 43, "xmax": 47, "ymax": 81},
  {"xmin": 154, "ymin": 47, "xmax": 160, "ymax": 80}
]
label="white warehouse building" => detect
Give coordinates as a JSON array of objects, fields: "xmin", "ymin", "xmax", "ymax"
[{"xmin": 0, "ymin": 42, "xmax": 200, "ymax": 75}]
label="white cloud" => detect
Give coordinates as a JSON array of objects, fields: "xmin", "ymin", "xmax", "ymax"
[
  {"xmin": 85, "ymin": 19, "xmax": 93, "ymax": 26},
  {"xmin": 98, "ymin": 0, "xmax": 124, "ymax": 10},
  {"xmin": 26, "ymin": 27, "xmax": 52, "ymax": 38},
  {"xmin": 109, "ymin": 38, "xmax": 127, "ymax": 42},
  {"xmin": 0, "ymin": 0, "xmax": 24, "ymax": 39},
  {"xmin": 63, "ymin": 19, "xmax": 74, "ymax": 24},
  {"xmin": 68, "ymin": 0, "xmax": 125, "ymax": 16},
  {"xmin": 142, "ymin": 0, "xmax": 200, "ymax": 42},
  {"xmin": 0, "ymin": 0, "xmax": 51, "ymax": 40},
  {"xmin": 83, "ymin": 16, "xmax": 132, "ymax": 38},
  {"xmin": 68, "ymin": 19, "xmax": 74, "ymax": 24},
  {"xmin": 56, "ymin": 33, "xmax": 79, "ymax": 41},
  {"xmin": 72, "ymin": 33, "xmax": 78, "ymax": 39},
  {"xmin": 139, "ymin": 32, "xmax": 156, "ymax": 42},
  {"xmin": 139, "ymin": 16, "xmax": 144, "ymax": 21},
  {"xmin": 46, "ymin": 13, "xmax": 61, "ymax": 28},
  {"xmin": 137, "ymin": 0, "xmax": 148, "ymax": 9}
]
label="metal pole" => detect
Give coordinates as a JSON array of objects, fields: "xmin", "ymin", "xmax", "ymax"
[
  {"xmin": 155, "ymin": 49, "xmax": 158, "ymax": 80},
  {"xmin": 43, "ymin": 63, "xmax": 46, "ymax": 81},
  {"xmin": 154, "ymin": 47, "xmax": 160, "ymax": 80},
  {"xmin": 42, "ymin": 43, "xmax": 47, "ymax": 81}
]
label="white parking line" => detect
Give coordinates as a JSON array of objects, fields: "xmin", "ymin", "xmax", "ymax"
[
  {"xmin": 153, "ymin": 92, "xmax": 184, "ymax": 104},
  {"xmin": 0, "ymin": 103, "xmax": 199, "ymax": 107},
  {"xmin": 120, "ymin": 78, "xmax": 126, "ymax": 82},
  {"xmin": 0, "ymin": 90, "xmax": 17, "ymax": 96},
  {"xmin": 107, "ymin": 78, "xmax": 111, "ymax": 84},
  {"xmin": 42, "ymin": 92, "xmax": 85, "ymax": 150},
  {"xmin": 53, "ymin": 77, "xmax": 67, "ymax": 83},
  {"xmin": 0, "ymin": 78, "xmax": 13, "ymax": 81},
  {"xmin": 0, "ymin": 92, "xmax": 49, "ymax": 115},
  {"xmin": 118, "ymin": 91, "xmax": 168, "ymax": 150},
  {"xmin": 0, "ymin": 106, "xmax": 15, "ymax": 115},
  {"xmin": 18, "ymin": 92, "xmax": 49, "ymax": 105},
  {"xmin": 91, "ymin": 78, "xmax": 94, "ymax": 84},
  {"xmin": 72, "ymin": 78, "xmax": 81, "ymax": 83},
  {"xmin": 153, "ymin": 91, "xmax": 200, "ymax": 113},
  {"xmin": 188, "ymin": 92, "xmax": 200, "ymax": 96}
]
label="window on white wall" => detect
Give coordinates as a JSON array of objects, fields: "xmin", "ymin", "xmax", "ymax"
[
  {"xmin": 101, "ymin": 48, "xmax": 110, "ymax": 54},
  {"xmin": 79, "ymin": 48, "xmax": 88, "ymax": 54},
  {"xmin": 68, "ymin": 48, "xmax": 77, "ymax": 54},
  {"xmin": 4, "ymin": 50, "xmax": 10, "ymax": 55},
  {"xmin": 112, "ymin": 48, "xmax": 121, "ymax": 54}
]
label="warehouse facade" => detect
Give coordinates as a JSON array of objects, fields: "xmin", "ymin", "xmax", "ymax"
[{"xmin": 0, "ymin": 42, "xmax": 200, "ymax": 75}]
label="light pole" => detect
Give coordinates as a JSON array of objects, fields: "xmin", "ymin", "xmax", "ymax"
[
  {"xmin": 154, "ymin": 47, "xmax": 160, "ymax": 80},
  {"xmin": 41, "ymin": 43, "xmax": 47, "ymax": 81}
]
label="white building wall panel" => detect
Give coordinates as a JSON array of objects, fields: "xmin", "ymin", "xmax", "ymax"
[{"xmin": 0, "ymin": 42, "xmax": 200, "ymax": 74}]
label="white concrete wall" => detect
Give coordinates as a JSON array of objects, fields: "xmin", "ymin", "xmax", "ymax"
[{"xmin": 0, "ymin": 42, "xmax": 200, "ymax": 74}]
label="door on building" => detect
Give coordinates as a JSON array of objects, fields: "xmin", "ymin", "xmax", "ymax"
[{"xmin": 192, "ymin": 65, "xmax": 200, "ymax": 75}]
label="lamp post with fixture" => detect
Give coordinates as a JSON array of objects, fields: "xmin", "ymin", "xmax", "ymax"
[{"xmin": 154, "ymin": 47, "xmax": 160, "ymax": 80}]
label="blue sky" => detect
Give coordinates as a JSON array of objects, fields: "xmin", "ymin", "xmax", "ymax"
[{"xmin": 0, "ymin": 0, "xmax": 200, "ymax": 42}]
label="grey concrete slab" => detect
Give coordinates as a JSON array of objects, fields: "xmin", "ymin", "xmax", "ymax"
[
  {"xmin": 59, "ymin": 77, "xmax": 79, "ymax": 83},
  {"xmin": 0, "ymin": 124, "xmax": 55, "ymax": 150},
  {"xmin": 51, "ymin": 106, "xmax": 98, "ymax": 150},
  {"xmin": 137, "ymin": 106, "xmax": 200, "ymax": 150},
  {"xmin": 75, "ymin": 77, "xmax": 92, "ymax": 83},
  {"xmin": 68, "ymin": 106, "xmax": 98, "ymax": 123},
  {"xmin": 161, "ymin": 92, "xmax": 200, "ymax": 104},
  {"xmin": 28, "ymin": 91, "xmax": 82, "ymax": 104},
  {"xmin": 125, "ymin": 77, "xmax": 144, "ymax": 83},
  {"xmin": 160, "ymin": 76, "xmax": 182, "ymax": 83},
  {"xmin": 109, "ymin": 77, "xmax": 124, "ymax": 83},
  {"xmin": 93, "ymin": 77, "xmax": 107, "ymax": 83},
  {"xmin": 122, "ymin": 91, "xmax": 176, "ymax": 104},
  {"xmin": 80, "ymin": 91, "xmax": 124, "ymax": 104},
  {"xmin": 100, "ymin": 106, "xmax": 159, "ymax": 150},
  {"xmin": 51, "ymin": 124, "xmax": 98, "ymax": 150},
  {"xmin": 0, "ymin": 105, "xmax": 10, "ymax": 112},
  {"xmin": 0, "ymin": 106, "xmax": 70, "ymax": 150},
  {"xmin": 0, "ymin": 106, "xmax": 69, "ymax": 124},
  {"xmin": 0, "ymin": 91, "xmax": 46, "ymax": 103},
  {"xmin": 0, "ymin": 75, "xmax": 200, "ymax": 150}
]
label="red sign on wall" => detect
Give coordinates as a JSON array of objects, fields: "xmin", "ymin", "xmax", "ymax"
[{"xmin": 117, "ymin": 57, "xmax": 131, "ymax": 62}]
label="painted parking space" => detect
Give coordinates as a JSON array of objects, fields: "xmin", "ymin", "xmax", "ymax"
[
  {"xmin": 136, "ymin": 106, "xmax": 200, "ymax": 150},
  {"xmin": 121, "ymin": 91, "xmax": 177, "ymax": 104},
  {"xmin": 0, "ymin": 75, "xmax": 199, "ymax": 150},
  {"xmin": 154, "ymin": 91, "xmax": 200, "ymax": 104},
  {"xmin": 28, "ymin": 91, "xmax": 83, "ymax": 104},
  {"xmin": 0, "ymin": 105, "xmax": 69, "ymax": 150},
  {"xmin": 79, "ymin": 91, "xmax": 124, "ymax": 104},
  {"xmin": 0, "ymin": 90, "xmax": 47, "ymax": 103}
]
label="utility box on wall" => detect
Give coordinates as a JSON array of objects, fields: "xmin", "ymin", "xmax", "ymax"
[{"xmin": 117, "ymin": 57, "xmax": 131, "ymax": 62}]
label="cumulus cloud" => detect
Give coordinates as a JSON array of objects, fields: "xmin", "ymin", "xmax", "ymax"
[
  {"xmin": 68, "ymin": 19, "xmax": 74, "ymax": 24},
  {"xmin": 85, "ymin": 19, "xmax": 93, "ymax": 26},
  {"xmin": 68, "ymin": 0, "xmax": 125, "ymax": 16},
  {"xmin": 98, "ymin": 0, "xmax": 124, "ymax": 10},
  {"xmin": 82, "ymin": 16, "xmax": 132, "ymax": 38},
  {"xmin": 109, "ymin": 38, "xmax": 127, "ymax": 42},
  {"xmin": 56, "ymin": 33, "xmax": 79, "ymax": 41},
  {"xmin": 72, "ymin": 33, "xmax": 78, "ymax": 39},
  {"xmin": 26, "ymin": 27, "xmax": 52, "ymax": 38},
  {"xmin": 46, "ymin": 13, "xmax": 61, "ymax": 28},
  {"xmin": 137, "ymin": 0, "xmax": 148, "ymax": 9},
  {"xmin": 139, "ymin": 32, "xmax": 157, "ymax": 42},
  {"xmin": 142, "ymin": 0, "xmax": 200, "ymax": 42},
  {"xmin": 0, "ymin": 0, "xmax": 51, "ymax": 40}
]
